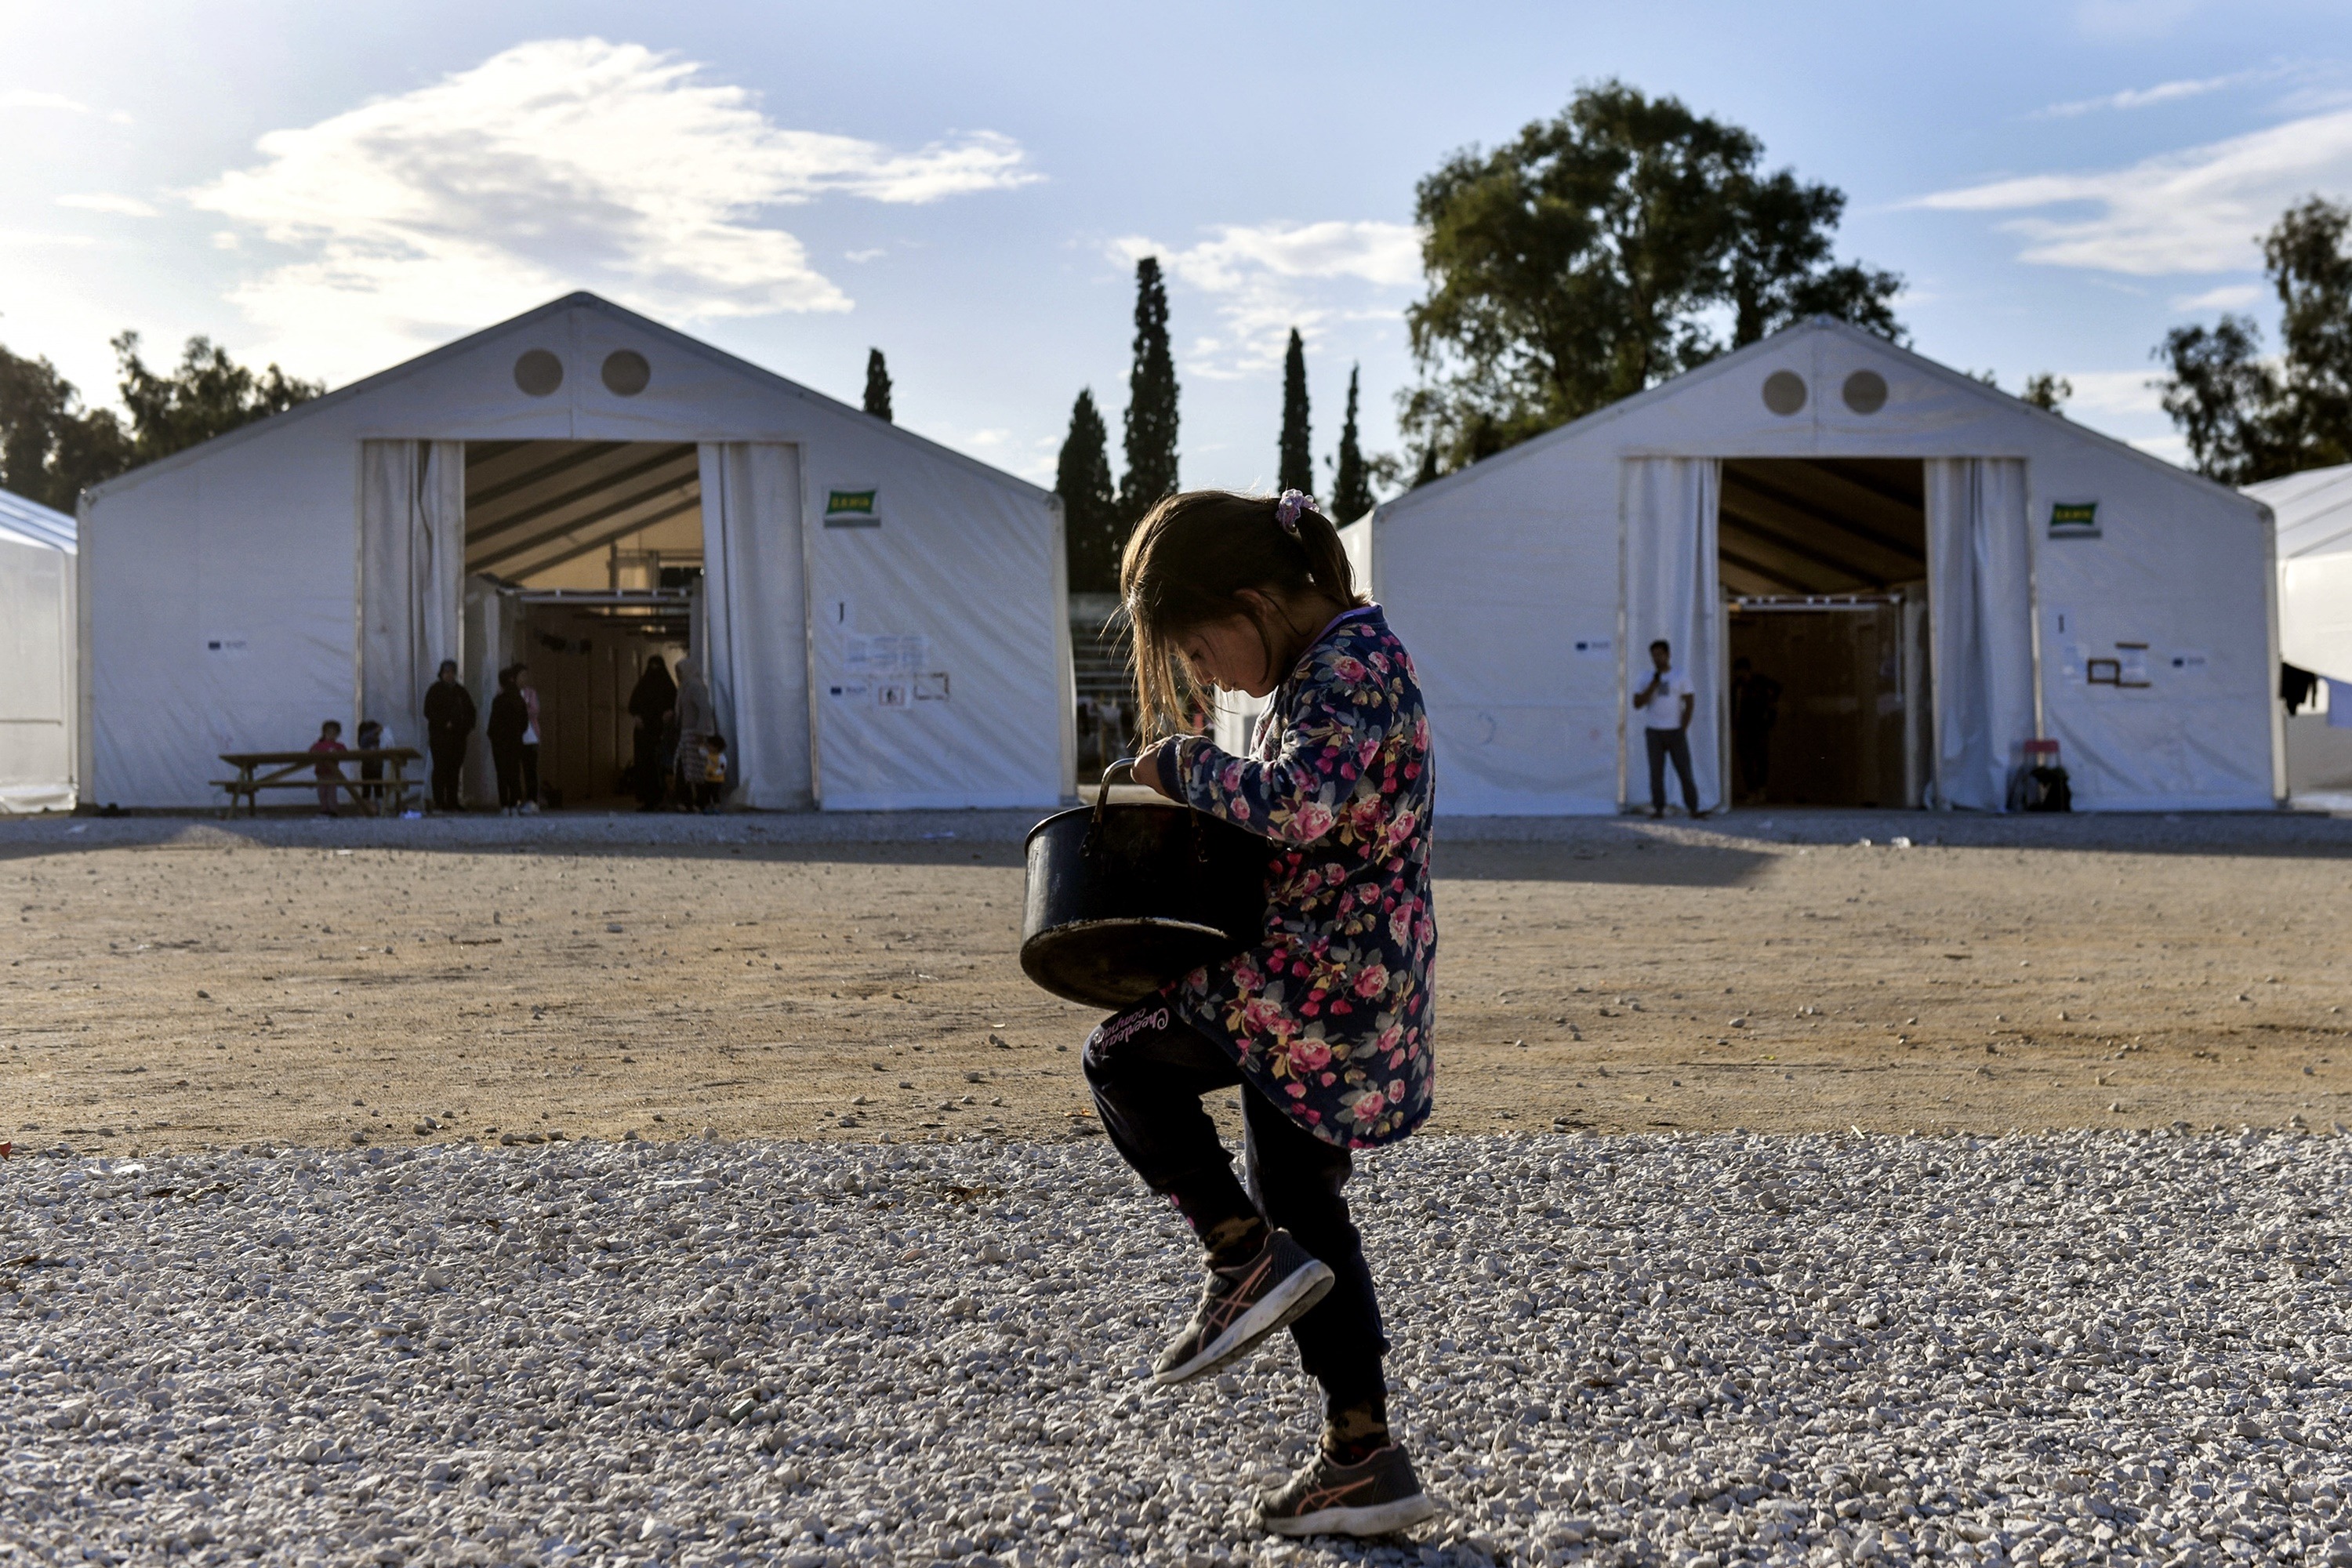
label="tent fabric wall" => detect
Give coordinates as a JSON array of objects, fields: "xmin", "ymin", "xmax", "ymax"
[
  {"xmin": 0, "ymin": 501, "xmax": 75, "ymax": 813},
  {"xmin": 698, "ymin": 441, "xmax": 813, "ymax": 809},
  {"xmin": 1621, "ymin": 457, "xmax": 1724, "ymax": 811},
  {"xmin": 2245, "ymin": 463, "xmax": 2352, "ymax": 684},
  {"xmin": 1924, "ymin": 459, "xmax": 2034, "ymax": 810},
  {"xmin": 1365, "ymin": 318, "xmax": 2274, "ymax": 815},
  {"xmin": 358, "ymin": 440, "xmax": 466, "ymax": 757}
]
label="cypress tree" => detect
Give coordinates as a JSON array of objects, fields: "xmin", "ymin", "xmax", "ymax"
[
  {"xmin": 1118, "ymin": 258, "xmax": 1179, "ymax": 522},
  {"xmin": 1413, "ymin": 446, "xmax": 1440, "ymax": 488},
  {"xmin": 863, "ymin": 349, "xmax": 893, "ymax": 422},
  {"xmin": 1330, "ymin": 363, "xmax": 1373, "ymax": 521},
  {"xmin": 1277, "ymin": 328, "xmax": 1312, "ymax": 495},
  {"xmin": 1055, "ymin": 388, "xmax": 1120, "ymax": 592}
]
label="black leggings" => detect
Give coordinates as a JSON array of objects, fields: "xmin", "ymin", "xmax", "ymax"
[{"xmin": 1083, "ymin": 1002, "xmax": 1388, "ymax": 1406}]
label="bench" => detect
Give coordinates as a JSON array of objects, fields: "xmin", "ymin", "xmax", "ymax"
[{"xmin": 215, "ymin": 748, "xmax": 424, "ymax": 818}]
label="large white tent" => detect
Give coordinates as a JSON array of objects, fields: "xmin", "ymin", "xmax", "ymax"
[
  {"xmin": 1359, "ymin": 318, "xmax": 2278, "ymax": 815},
  {"xmin": 0, "ymin": 486, "xmax": 78, "ymax": 813},
  {"xmin": 2243, "ymin": 463, "xmax": 2352, "ymax": 793},
  {"xmin": 80, "ymin": 293, "xmax": 1075, "ymax": 811}
]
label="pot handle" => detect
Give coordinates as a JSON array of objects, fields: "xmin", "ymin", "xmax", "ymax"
[{"xmin": 1085, "ymin": 757, "xmax": 1138, "ymax": 857}]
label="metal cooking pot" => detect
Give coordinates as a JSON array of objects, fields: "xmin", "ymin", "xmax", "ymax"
[{"xmin": 1020, "ymin": 759, "xmax": 1271, "ymax": 1008}]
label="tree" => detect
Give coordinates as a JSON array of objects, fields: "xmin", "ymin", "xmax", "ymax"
[
  {"xmin": 0, "ymin": 346, "xmax": 131, "ymax": 511},
  {"xmin": 1118, "ymin": 257, "xmax": 1179, "ymax": 524},
  {"xmin": 2022, "ymin": 373, "xmax": 2071, "ymax": 416},
  {"xmin": 1330, "ymin": 364, "xmax": 1374, "ymax": 522},
  {"xmin": 112, "ymin": 332, "xmax": 321, "ymax": 465},
  {"xmin": 1055, "ymin": 388, "xmax": 1120, "ymax": 592},
  {"xmin": 1402, "ymin": 80, "xmax": 1903, "ymax": 471},
  {"xmin": 863, "ymin": 348, "xmax": 893, "ymax": 422},
  {"xmin": 2154, "ymin": 197, "xmax": 2352, "ymax": 482},
  {"xmin": 1277, "ymin": 328, "xmax": 1312, "ymax": 495}
]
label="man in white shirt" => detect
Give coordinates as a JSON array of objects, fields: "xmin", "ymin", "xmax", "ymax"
[{"xmin": 1633, "ymin": 638, "xmax": 1703, "ymax": 818}]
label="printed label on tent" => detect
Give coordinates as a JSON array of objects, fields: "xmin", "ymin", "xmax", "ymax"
[
  {"xmin": 1573, "ymin": 637, "xmax": 1613, "ymax": 656},
  {"xmin": 822, "ymin": 488, "xmax": 880, "ymax": 528},
  {"xmin": 2049, "ymin": 501, "xmax": 2100, "ymax": 539},
  {"xmin": 844, "ymin": 633, "xmax": 927, "ymax": 674},
  {"xmin": 205, "ymin": 637, "xmax": 251, "ymax": 657},
  {"xmin": 876, "ymin": 681, "xmax": 910, "ymax": 710},
  {"xmin": 826, "ymin": 681, "xmax": 871, "ymax": 702},
  {"xmin": 2169, "ymin": 649, "xmax": 2209, "ymax": 675},
  {"xmin": 913, "ymin": 672, "xmax": 950, "ymax": 702}
]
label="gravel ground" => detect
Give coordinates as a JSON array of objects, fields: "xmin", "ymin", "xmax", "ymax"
[{"xmin": 5, "ymin": 1130, "xmax": 2350, "ymax": 1567}]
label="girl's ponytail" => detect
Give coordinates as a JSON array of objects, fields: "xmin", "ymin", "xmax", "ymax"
[{"xmin": 1118, "ymin": 488, "xmax": 1369, "ymax": 743}]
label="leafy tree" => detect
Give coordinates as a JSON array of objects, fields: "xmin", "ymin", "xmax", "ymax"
[
  {"xmin": 0, "ymin": 345, "xmax": 131, "ymax": 511},
  {"xmin": 1413, "ymin": 446, "xmax": 1440, "ymax": 488},
  {"xmin": 2022, "ymin": 373, "xmax": 2071, "ymax": 416},
  {"xmin": 2155, "ymin": 197, "xmax": 2352, "ymax": 483},
  {"xmin": 1055, "ymin": 388, "xmax": 1120, "ymax": 592},
  {"xmin": 1118, "ymin": 257, "xmax": 1179, "ymax": 524},
  {"xmin": 113, "ymin": 332, "xmax": 321, "ymax": 464},
  {"xmin": 1277, "ymin": 328, "xmax": 1312, "ymax": 495},
  {"xmin": 1403, "ymin": 80, "xmax": 1903, "ymax": 471},
  {"xmin": 863, "ymin": 348, "xmax": 893, "ymax": 422},
  {"xmin": 1330, "ymin": 364, "xmax": 1374, "ymax": 522}
]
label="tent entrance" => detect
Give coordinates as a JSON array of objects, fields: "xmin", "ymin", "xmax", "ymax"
[
  {"xmin": 507, "ymin": 591, "xmax": 691, "ymax": 808},
  {"xmin": 1718, "ymin": 459, "xmax": 1930, "ymax": 808}
]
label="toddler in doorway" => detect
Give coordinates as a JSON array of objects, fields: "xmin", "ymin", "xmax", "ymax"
[
  {"xmin": 699, "ymin": 733, "xmax": 727, "ymax": 811},
  {"xmin": 309, "ymin": 720, "xmax": 347, "ymax": 817}
]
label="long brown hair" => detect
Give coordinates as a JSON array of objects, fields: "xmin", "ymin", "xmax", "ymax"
[{"xmin": 1118, "ymin": 489, "xmax": 1366, "ymax": 744}]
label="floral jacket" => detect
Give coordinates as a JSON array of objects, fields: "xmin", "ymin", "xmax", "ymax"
[{"xmin": 1151, "ymin": 605, "xmax": 1436, "ymax": 1149}]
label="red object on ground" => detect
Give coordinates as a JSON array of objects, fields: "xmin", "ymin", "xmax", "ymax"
[{"xmin": 0, "ymin": 1142, "xmax": 13, "ymax": 1160}]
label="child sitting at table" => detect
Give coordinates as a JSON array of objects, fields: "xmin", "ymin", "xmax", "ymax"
[{"xmin": 309, "ymin": 720, "xmax": 347, "ymax": 817}]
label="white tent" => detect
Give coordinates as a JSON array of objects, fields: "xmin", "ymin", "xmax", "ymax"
[
  {"xmin": 1361, "ymin": 319, "xmax": 2278, "ymax": 815},
  {"xmin": 2242, "ymin": 463, "xmax": 2352, "ymax": 793},
  {"xmin": 80, "ymin": 293, "xmax": 1076, "ymax": 811},
  {"xmin": 0, "ymin": 486, "xmax": 77, "ymax": 813}
]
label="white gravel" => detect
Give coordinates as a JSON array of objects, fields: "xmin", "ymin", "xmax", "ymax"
[{"xmin": 4, "ymin": 1129, "xmax": 2350, "ymax": 1567}]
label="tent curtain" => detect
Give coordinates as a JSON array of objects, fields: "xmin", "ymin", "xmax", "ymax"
[
  {"xmin": 358, "ymin": 440, "xmax": 466, "ymax": 752},
  {"xmin": 1925, "ymin": 457, "xmax": 2034, "ymax": 809},
  {"xmin": 1621, "ymin": 456, "xmax": 1723, "ymax": 811},
  {"xmin": 697, "ymin": 441, "xmax": 812, "ymax": 808}
]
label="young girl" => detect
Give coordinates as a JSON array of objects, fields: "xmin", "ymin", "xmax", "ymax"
[{"xmin": 1086, "ymin": 488, "xmax": 1437, "ymax": 1538}]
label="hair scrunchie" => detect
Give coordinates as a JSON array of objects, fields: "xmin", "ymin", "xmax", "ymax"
[{"xmin": 1273, "ymin": 489, "xmax": 1316, "ymax": 538}]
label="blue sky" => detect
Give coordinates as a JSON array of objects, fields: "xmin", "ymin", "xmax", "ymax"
[{"xmin": 5, "ymin": 0, "xmax": 2350, "ymax": 489}]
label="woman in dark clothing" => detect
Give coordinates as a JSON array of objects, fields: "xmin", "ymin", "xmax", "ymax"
[
  {"xmin": 486, "ymin": 666, "xmax": 531, "ymax": 815},
  {"xmin": 626, "ymin": 655, "xmax": 676, "ymax": 811}
]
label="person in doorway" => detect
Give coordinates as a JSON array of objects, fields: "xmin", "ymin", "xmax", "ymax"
[
  {"xmin": 1095, "ymin": 488, "xmax": 1439, "ymax": 1538},
  {"xmin": 486, "ymin": 666, "xmax": 530, "ymax": 815},
  {"xmin": 1730, "ymin": 656, "xmax": 1783, "ymax": 803},
  {"xmin": 354, "ymin": 718, "xmax": 387, "ymax": 815},
  {"xmin": 627, "ymin": 655, "xmax": 676, "ymax": 811},
  {"xmin": 423, "ymin": 660, "xmax": 476, "ymax": 813},
  {"xmin": 671, "ymin": 659, "xmax": 713, "ymax": 810},
  {"xmin": 309, "ymin": 720, "xmax": 347, "ymax": 817},
  {"xmin": 698, "ymin": 732, "xmax": 727, "ymax": 811},
  {"xmin": 1633, "ymin": 637, "xmax": 1702, "ymax": 818},
  {"xmin": 515, "ymin": 662, "xmax": 543, "ymax": 814}
]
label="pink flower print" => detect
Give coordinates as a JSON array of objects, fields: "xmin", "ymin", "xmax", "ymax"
[
  {"xmin": 1287, "ymin": 1038, "xmax": 1331, "ymax": 1075},
  {"xmin": 1348, "ymin": 796, "xmax": 1385, "ymax": 837},
  {"xmin": 1287, "ymin": 801, "xmax": 1335, "ymax": 841},
  {"xmin": 1229, "ymin": 961, "xmax": 1263, "ymax": 992},
  {"xmin": 1240, "ymin": 998, "xmax": 1287, "ymax": 1036},
  {"xmin": 1219, "ymin": 760, "xmax": 1246, "ymax": 793},
  {"xmin": 1348, "ymin": 1087, "xmax": 1388, "ymax": 1123},
  {"xmin": 1331, "ymin": 655, "xmax": 1367, "ymax": 683},
  {"xmin": 1350, "ymin": 964, "xmax": 1388, "ymax": 1000},
  {"xmin": 1375, "ymin": 1024, "xmax": 1403, "ymax": 1054}
]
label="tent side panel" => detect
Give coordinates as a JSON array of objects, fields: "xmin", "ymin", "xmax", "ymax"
[
  {"xmin": 1377, "ymin": 449, "xmax": 1621, "ymax": 815},
  {"xmin": 92, "ymin": 434, "xmax": 358, "ymax": 807},
  {"xmin": 805, "ymin": 427, "xmax": 1066, "ymax": 811},
  {"xmin": 2031, "ymin": 445, "xmax": 2275, "ymax": 810},
  {"xmin": 0, "ymin": 532, "xmax": 73, "ymax": 811}
]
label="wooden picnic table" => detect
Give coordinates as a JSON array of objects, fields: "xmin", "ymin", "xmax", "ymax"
[{"xmin": 215, "ymin": 747, "xmax": 425, "ymax": 817}]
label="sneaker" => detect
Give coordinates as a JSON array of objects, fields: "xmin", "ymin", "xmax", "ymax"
[
  {"xmin": 1152, "ymin": 1228, "xmax": 1334, "ymax": 1386},
  {"xmin": 1256, "ymin": 1444, "xmax": 1438, "ymax": 1537}
]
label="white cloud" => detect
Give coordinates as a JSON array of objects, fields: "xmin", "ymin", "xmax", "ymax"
[
  {"xmin": 1109, "ymin": 220, "xmax": 1423, "ymax": 379},
  {"xmin": 844, "ymin": 248, "xmax": 887, "ymax": 262},
  {"xmin": 187, "ymin": 37, "xmax": 1040, "ymax": 376},
  {"xmin": 56, "ymin": 193, "xmax": 158, "ymax": 217},
  {"xmin": 0, "ymin": 89, "xmax": 90, "ymax": 114},
  {"xmin": 2058, "ymin": 369, "xmax": 2169, "ymax": 417},
  {"xmin": 2171, "ymin": 282, "xmax": 2263, "ymax": 311},
  {"xmin": 1913, "ymin": 107, "xmax": 2352, "ymax": 274},
  {"xmin": 2034, "ymin": 67, "xmax": 2270, "ymax": 118}
]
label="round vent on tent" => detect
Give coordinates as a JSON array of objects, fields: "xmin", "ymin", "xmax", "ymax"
[
  {"xmin": 1761, "ymin": 370, "xmax": 1808, "ymax": 416},
  {"xmin": 513, "ymin": 350, "xmax": 564, "ymax": 397},
  {"xmin": 1842, "ymin": 369, "xmax": 1888, "ymax": 415},
  {"xmin": 601, "ymin": 350, "xmax": 652, "ymax": 397}
]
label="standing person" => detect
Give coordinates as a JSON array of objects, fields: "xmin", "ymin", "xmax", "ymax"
[
  {"xmin": 1633, "ymin": 637, "xmax": 1702, "ymax": 819},
  {"xmin": 486, "ymin": 666, "xmax": 529, "ymax": 815},
  {"xmin": 1090, "ymin": 488, "xmax": 1439, "ymax": 1538},
  {"xmin": 308, "ymin": 720, "xmax": 347, "ymax": 817},
  {"xmin": 697, "ymin": 733, "xmax": 727, "ymax": 811},
  {"xmin": 354, "ymin": 719, "xmax": 386, "ymax": 812},
  {"xmin": 1729, "ymin": 655, "xmax": 1781, "ymax": 803},
  {"xmin": 422, "ymin": 659, "xmax": 476, "ymax": 813},
  {"xmin": 671, "ymin": 659, "xmax": 713, "ymax": 809},
  {"xmin": 627, "ymin": 654, "xmax": 676, "ymax": 811},
  {"xmin": 515, "ymin": 662, "xmax": 543, "ymax": 813}
]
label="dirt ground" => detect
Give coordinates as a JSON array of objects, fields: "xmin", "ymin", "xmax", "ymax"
[{"xmin": 4, "ymin": 810, "xmax": 2349, "ymax": 1156}]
